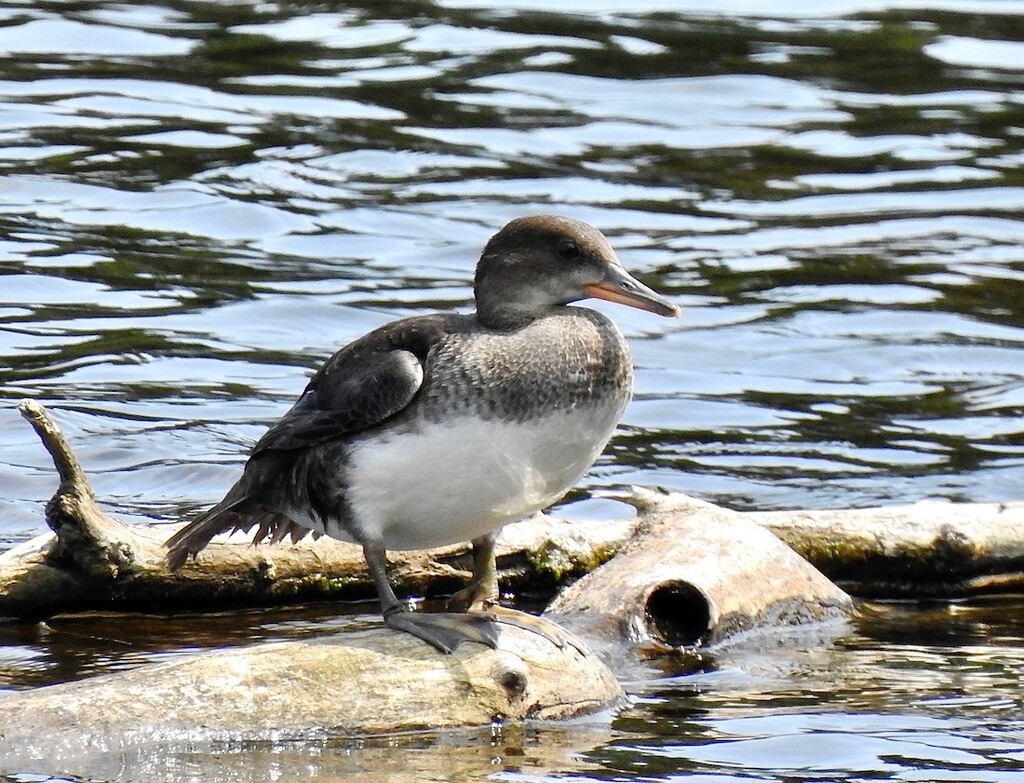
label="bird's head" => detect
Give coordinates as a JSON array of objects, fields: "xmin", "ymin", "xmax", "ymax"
[{"xmin": 474, "ymin": 215, "xmax": 679, "ymax": 328}]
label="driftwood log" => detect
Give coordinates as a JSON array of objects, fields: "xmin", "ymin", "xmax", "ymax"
[
  {"xmin": 747, "ymin": 501, "xmax": 1024, "ymax": 597},
  {"xmin": 0, "ymin": 403, "xmax": 634, "ymax": 620},
  {"xmin": 5, "ymin": 400, "xmax": 1024, "ymax": 618},
  {"xmin": 4, "ymin": 401, "xmax": 1023, "ymax": 626}
]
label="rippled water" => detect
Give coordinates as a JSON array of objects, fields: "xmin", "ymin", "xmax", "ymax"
[{"xmin": 1, "ymin": 0, "xmax": 1024, "ymax": 781}]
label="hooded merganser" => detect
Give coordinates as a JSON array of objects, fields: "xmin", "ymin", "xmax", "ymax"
[{"xmin": 167, "ymin": 215, "xmax": 678, "ymax": 652}]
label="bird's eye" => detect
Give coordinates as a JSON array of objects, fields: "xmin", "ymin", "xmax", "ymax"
[{"xmin": 557, "ymin": 240, "xmax": 581, "ymax": 260}]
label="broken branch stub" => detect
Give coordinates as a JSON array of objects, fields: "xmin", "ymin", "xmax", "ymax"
[{"xmin": 16, "ymin": 399, "xmax": 155, "ymax": 581}]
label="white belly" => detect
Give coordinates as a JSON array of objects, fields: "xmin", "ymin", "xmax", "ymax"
[{"xmin": 340, "ymin": 407, "xmax": 621, "ymax": 550}]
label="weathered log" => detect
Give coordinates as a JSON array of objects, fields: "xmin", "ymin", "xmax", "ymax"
[
  {"xmin": 0, "ymin": 510, "xmax": 632, "ymax": 619},
  {"xmin": 546, "ymin": 496, "xmax": 853, "ymax": 649},
  {"xmin": 0, "ymin": 621, "xmax": 622, "ymax": 776},
  {"xmin": 749, "ymin": 502, "xmax": 1024, "ymax": 597},
  {"xmin": 617, "ymin": 487, "xmax": 1024, "ymax": 598}
]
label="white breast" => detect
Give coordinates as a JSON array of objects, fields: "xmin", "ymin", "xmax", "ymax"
[{"xmin": 340, "ymin": 404, "xmax": 622, "ymax": 550}]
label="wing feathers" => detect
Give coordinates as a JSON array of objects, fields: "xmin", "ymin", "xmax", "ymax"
[{"xmin": 251, "ymin": 349, "xmax": 424, "ymax": 455}]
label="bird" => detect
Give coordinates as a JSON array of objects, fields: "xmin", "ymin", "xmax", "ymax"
[{"xmin": 166, "ymin": 215, "xmax": 679, "ymax": 653}]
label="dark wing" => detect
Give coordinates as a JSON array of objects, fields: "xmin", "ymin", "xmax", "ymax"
[
  {"xmin": 252, "ymin": 314, "xmax": 451, "ymax": 454},
  {"xmin": 250, "ymin": 349, "xmax": 423, "ymax": 454},
  {"xmin": 165, "ymin": 315, "xmax": 453, "ymax": 569}
]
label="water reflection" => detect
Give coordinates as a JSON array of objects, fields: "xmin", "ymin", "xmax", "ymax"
[{"xmin": 0, "ymin": 605, "xmax": 365, "ymax": 690}]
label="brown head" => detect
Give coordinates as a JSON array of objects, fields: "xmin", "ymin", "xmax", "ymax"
[{"xmin": 473, "ymin": 215, "xmax": 679, "ymax": 328}]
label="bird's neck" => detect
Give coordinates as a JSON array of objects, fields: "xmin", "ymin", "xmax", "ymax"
[{"xmin": 475, "ymin": 301, "xmax": 558, "ymax": 330}]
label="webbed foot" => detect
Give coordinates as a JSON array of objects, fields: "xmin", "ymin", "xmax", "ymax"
[
  {"xmin": 443, "ymin": 533, "xmax": 588, "ymax": 655},
  {"xmin": 384, "ymin": 608, "xmax": 500, "ymax": 654},
  {"xmin": 486, "ymin": 605, "xmax": 590, "ymax": 656}
]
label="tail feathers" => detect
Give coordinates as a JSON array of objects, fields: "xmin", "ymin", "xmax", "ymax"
[
  {"xmin": 165, "ymin": 492, "xmax": 251, "ymax": 571},
  {"xmin": 256, "ymin": 514, "xmax": 319, "ymax": 545},
  {"xmin": 165, "ymin": 489, "xmax": 319, "ymax": 571}
]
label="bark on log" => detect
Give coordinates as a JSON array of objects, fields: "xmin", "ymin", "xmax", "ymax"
[{"xmin": 0, "ymin": 622, "xmax": 622, "ymax": 776}]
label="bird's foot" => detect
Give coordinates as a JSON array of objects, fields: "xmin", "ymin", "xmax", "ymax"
[
  {"xmin": 447, "ymin": 583, "xmax": 589, "ymax": 655},
  {"xmin": 383, "ymin": 607, "xmax": 499, "ymax": 654},
  {"xmin": 484, "ymin": 605, "xmax": 590, "ymax": 656}
]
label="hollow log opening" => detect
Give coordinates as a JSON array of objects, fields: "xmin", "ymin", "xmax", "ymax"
[{"xmin": 644, "ymin": 580, "xmax": 711, "ymax": 647}]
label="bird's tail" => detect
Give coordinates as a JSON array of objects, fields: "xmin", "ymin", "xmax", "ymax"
[
  {"xmin": 165, "ymin": 483, "xmax": 320, "ymax": 571},
  {"xmin": 164, "ymin": 484, "xmax": 251, "ymax": 571}
]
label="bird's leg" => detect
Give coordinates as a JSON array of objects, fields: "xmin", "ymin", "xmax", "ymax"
[
  {"xmin": 362, "ymin": 540, "xmax": 498, "ymax": 653},
  {"xmin": 447, "ymin": 533, "xmax": 589, "ymax": 655},
  {"xmin": 447, "ymin": 533, "xmax": 500, "ymax": 611}
]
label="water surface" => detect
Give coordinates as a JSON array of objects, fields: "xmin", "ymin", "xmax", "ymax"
[{"xmin": 1, "ymin": 0, "xmax": 1023, "ymax": 780}]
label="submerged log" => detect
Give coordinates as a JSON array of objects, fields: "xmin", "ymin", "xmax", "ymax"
[
  {"xmin": 0, "ymin": 621, "xmax": 622, "ymax": 774},
  {"xmin": 0, "ymin": 718, "xmax": 607, "ymax": 783}
]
